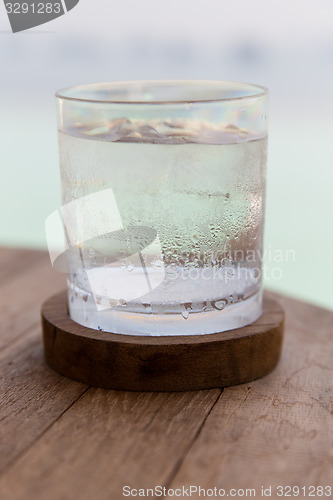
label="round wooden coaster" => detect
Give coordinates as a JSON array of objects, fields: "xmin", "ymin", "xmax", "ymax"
[{"xmin": 41, "ymin": 291, "xmax": 285, "ymax": 392}]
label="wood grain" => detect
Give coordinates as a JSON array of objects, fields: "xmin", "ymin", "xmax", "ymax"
[
  {"xmin": 0, "ymin": 248, "xmax": 87, "ymax": 476},
  {"xmin": 0, "ymin": 248, "xmax": 48, "ymax": 284},
  {"xmin": 0, "ymin": 248, "xmax": 332, "ymax": 500},
  {"xmin": 166, "ymin": 293, "xmax": 333, "ymax": 498},
  {"xmin": 0, "ymin": 249, "xmax": 65, "ymax": 350},
  {"xmin": 0, "ymin": 326, "xmax": 88, "ymax": 475},
  {"xmin": 0, "ymin": 388, "xmax": 221, "ymax": 500}
]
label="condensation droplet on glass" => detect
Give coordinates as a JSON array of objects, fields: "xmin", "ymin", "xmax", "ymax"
[
  {"xmin": 182, "ymin": 303, "xmax": 192, "ymax": 319},
  {"xmin": 228, "ymin": 294, "xmax": 237, "ymax": 304},
  {"xmin": 212, "ymin": 299, "xmax": 227, "ymax": 310},
  {"xmin": 181, "ymin": 308, "xmax": 189, "ymax": 319}
]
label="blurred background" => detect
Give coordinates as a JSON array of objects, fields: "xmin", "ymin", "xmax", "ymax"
[{"xmin": 0, "ymin": 0, "xmax": 332, "ymax": 309}]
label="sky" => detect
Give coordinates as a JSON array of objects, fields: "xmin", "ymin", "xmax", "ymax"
[
  {"xmin": 1, "ymin": 0, "xmax": 333, "ymax": 106},
  {"xmin": 1, "ymin": 0, "xmax": 332, "ymax": 41}
]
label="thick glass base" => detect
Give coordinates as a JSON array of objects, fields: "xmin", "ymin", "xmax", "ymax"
[{"xmin": 68, "ymin": 288, "xmax": 263, "ymax": 336}]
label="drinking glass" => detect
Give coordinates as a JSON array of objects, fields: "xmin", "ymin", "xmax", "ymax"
[{"xmin": 54, "ymin": 80, "xmax": 268, "ymax": 335}]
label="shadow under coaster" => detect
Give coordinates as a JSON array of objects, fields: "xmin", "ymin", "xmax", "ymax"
[{"xmin": 41, "ymin": 291, "xmax": 285, "ymax": 392}]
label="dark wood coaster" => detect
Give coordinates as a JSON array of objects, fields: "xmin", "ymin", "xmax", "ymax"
[{"xmin": 41, "ymin": 291, "xmax": 285, "ymax": 392}]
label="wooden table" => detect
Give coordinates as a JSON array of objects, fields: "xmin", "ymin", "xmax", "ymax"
[{"xmin": 0, "ymin": 247, "xmax": 332, "ymax": 500}]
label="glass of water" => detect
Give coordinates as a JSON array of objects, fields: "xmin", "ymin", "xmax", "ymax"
[{"xmin": 55, "ymin": 80, "xmax": 268, "ymax": 336}]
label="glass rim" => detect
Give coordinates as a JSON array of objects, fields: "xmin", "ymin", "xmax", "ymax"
[{"xmin": 55, "ymin": 80, "xmax": 268, "ymax": 105}]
